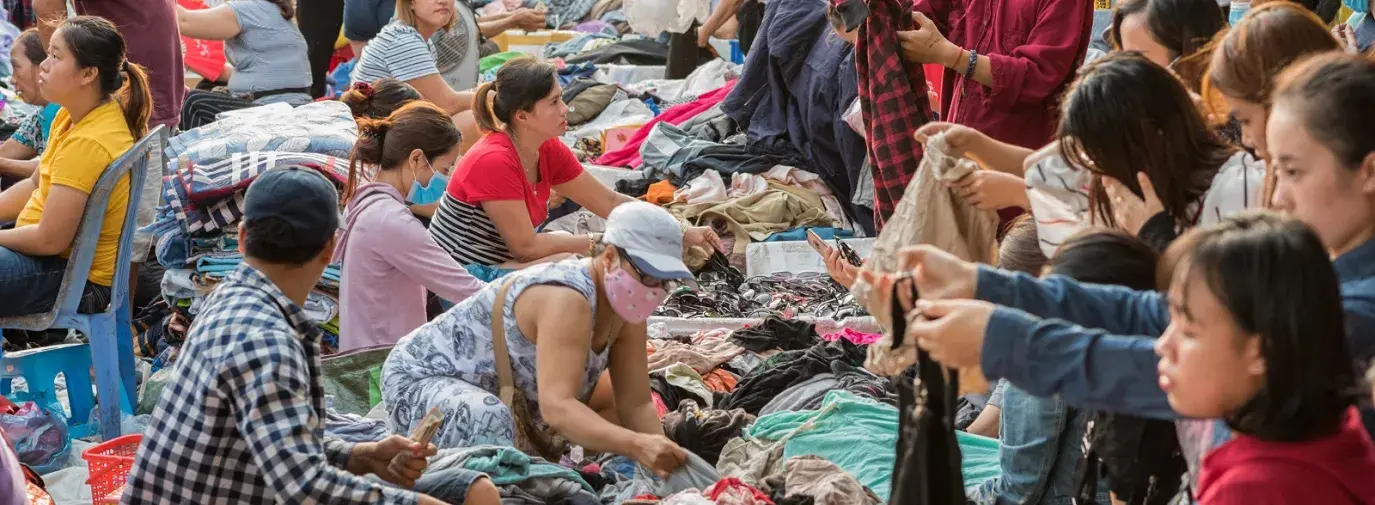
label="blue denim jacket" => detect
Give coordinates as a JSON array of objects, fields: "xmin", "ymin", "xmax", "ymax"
[
  {"xmin": 970, "ymin": 381, "xmax": 1106, "ymax": 505},
  {"xmin": 975, "ymin": 236, "xmax": 1375, "ymax": 491}
]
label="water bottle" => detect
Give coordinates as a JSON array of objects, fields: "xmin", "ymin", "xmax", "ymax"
[{"xmin": 1229, "ymin": 1, "xmax": 1251, "ymax": 25}]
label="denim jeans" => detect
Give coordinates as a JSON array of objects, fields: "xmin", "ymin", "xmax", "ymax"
[
  {"xmin": 0, "ymin": 246, "xmax": 110, "ymax": 318},
  {"xmin": 971, "ymin": 380, "xmax": 1108, "ymax": 505}
]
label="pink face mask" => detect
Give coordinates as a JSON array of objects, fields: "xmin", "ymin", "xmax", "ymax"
[{"xmin": 605, "ymin": 265, "xmax": 669, "ymax": 324}]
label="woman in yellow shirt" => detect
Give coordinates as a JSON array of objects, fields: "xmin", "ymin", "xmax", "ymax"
[{"xmin": 0, "ymin": 16, "xmax": 152, "ymax": 318}]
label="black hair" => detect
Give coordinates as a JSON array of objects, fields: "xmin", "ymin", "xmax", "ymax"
[
  {"xmin": 1108, "ymin": 0, "xmax": 1226, "ymax": 92},
  {"xmin": 1058, "ymin": 52, "xmax": 1234, "ymax": 232},
  {"xmin": 59, "ymin": 16, "xmax": 152, "ymax": 138},
  {"xmin": 1181, "ymin": 211, "xmax": 1358, "ymax": 441},
  {"xmin": 13, "ymin": 29, "xmax": 43, "ymax": 66},
  {"xmin": 345, "ymin": 101, "xmax": 460, "ymax": 200},
  {"xmin": 471, "ymin": 57, "xmax": 557, "ymax": 133},
  {"xmin": 242, "ymin": 217, "xmax": 332, "ymax": 266},
  {"xmin": 340, "ymin": 78, "xmax": 422, "ymax": 120},
  {"xmin": 1048, "ymin": 229, "xmax": 1160, "ymax": 290}
]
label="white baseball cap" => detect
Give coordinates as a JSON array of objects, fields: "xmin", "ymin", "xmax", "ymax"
[{"xmin": 602, "ymin": 201, "xmax": 697, "ymax": 286}]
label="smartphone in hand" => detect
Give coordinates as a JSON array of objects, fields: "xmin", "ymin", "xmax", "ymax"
[{"xmin": 806, "ymin": 229, "xmax": 834, "ymax": 256}]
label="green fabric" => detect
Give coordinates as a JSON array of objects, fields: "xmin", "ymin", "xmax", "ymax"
[
  {"xmin": 747, "ymin": 391, "xmax": 897, "ymax": 500},
  {"xmin": 957, "ymin": 431, "xmax": 1002, "ymax": 493},
  {"xmin": 319, "ymin": 316, "xmax": 340, "ymax": 335},
  {"xmin": 367, "ymin": 365, "xmax": 384, "ymax": 409},
  {"xmin": 136, "ymin": 368, "xmax": 176, "ymax": 415},
  {"xmin": 320, "ymin": 345, "xmax": 394, "ymax": 416},
  {"xmin": 748, "ymin": 390, "xmax": 1002, "ymax": 501},
  {"xmin": 479, "ymin": 51, "xmax": 526, "ymax": 74},
  {"xmin": 459, "ymin": 446, "xmax": 594, "ymax": 491}
]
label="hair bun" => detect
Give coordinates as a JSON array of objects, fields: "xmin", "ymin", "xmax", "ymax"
[
  {"xmin": 353, "ymin": 81, "xmax": 376, "ymax": 99},
  {"xmin": 360, "ymin": 120, "xmax": 390, "ymax": 139}
]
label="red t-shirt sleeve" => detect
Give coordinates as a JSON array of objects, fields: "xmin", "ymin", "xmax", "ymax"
[
  {"xmin": 452, "ymin": 150, "xmax": 525, "ymax": 203},
  {"xmin": 543, "ymin": 140, "xmax": 585, "ymax": 186}
]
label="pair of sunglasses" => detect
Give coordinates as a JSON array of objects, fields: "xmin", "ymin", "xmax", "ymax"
[{"xmin": 617, "ymin": 249, "xmax": 683, "ymax": 290}]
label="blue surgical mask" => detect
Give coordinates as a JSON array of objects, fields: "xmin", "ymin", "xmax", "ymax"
[
  {"xmin": 1228, "ymin": 1, "xmax": 1250, "ymax": 25},
  {"xmin": 407, "ymin": 157, "xmax": 449, "ymax": 205}
]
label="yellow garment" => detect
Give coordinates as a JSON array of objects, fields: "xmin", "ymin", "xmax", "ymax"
[
  {"xmin": 16, "ymin": 101, "xmax": 136, "ymax": 286},
  {"xmin": 669, "ymin": 180, "xmax": 831, "ymax": 255}
]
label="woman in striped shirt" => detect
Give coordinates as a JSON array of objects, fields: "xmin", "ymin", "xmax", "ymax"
[{"xmin": 430, "ymin": 58, "xmax": 725, "ymax": 268}]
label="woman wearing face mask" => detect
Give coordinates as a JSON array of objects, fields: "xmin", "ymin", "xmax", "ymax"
[
  {"xmin": 901, "ymin": 212, "xmax": 1375, "ymax": 505},
  {"xmin": 430, "ymin": 57, "xmax": 723, "ymax": 269},
  {"xmin": 861, "ymin": 51, "xmax": 1375, "ymax": 492},
  {"xmin": 383, "ymin": 202, "xmax": 694, "ymax": 477},
  {"xmin": 0, "ymin": 30, "xmax": 57, "ymax": 186},
  {"xmin": 335, "ymin": 102, "xmax": 485, "ymax": 352}
]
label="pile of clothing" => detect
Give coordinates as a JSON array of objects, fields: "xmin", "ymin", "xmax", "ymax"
[
  {"xmin": 141, "ymin": 102, "xmax": 359, "ymax": 360},
  {"xmin": 317, "ymin": 316, "xmax": 908, "ymax": 504},
  {"xmin": 656, "ymin": 256, "xmax": 866, "ymax": 319},
  {"xmin": 477, "ymin": 0, "xmax": 632, "ymax": 33}
]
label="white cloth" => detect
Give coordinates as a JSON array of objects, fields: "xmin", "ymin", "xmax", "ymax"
[
  {"xmin": 595, "ymin": 65, "xmax": 667, "ymax": 86},
  {"xmin": 624, "ymin": 60, "xmax": 739, "ymax": 102},
  {"xmin": 624, "ymin": 0, "xmax": 709, "ymax": 35},
  {"xmin": 674, "ymin": 170, "xmax": 729, "ymax": 205},
  {"xmin": 729, "ymin": 172, "xmax": 769, "ymax": 199}
]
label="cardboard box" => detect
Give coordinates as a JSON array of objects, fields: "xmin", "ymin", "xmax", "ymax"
[
  {"xmin": 492, "ymin": 30, "xmax": 580, "ymax": 56},
  {"xmin": 601, "ymin": 124, "xmax": 645, "ymax": 153}
]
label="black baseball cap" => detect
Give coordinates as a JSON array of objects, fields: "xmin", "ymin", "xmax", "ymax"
[{"xmin": 242, "ymin": 167, "xmax": 340, "ymax": 246}]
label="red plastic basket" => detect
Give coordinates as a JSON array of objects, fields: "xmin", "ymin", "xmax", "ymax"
[{"xmin": 82, "ymin": 434, "xmax": 143, "ymax": 504}]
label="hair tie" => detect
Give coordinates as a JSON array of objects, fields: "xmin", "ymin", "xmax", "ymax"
[{"xmin": 354, "ymin": 82, "xmax": 376, "ymax": 98}]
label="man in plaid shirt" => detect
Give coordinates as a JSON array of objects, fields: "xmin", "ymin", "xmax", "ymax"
[{"xmin": 121, "ymin": 168, "xmax": 494, "ymax": 504}]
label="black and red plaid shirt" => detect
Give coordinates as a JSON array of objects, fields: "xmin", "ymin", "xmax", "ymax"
[{"xmin": 856, "ymin": 0, "xmax": 935, "ymax": 229}]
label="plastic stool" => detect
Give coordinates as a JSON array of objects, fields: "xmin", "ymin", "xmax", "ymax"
[{"xmin": 1, "ymin": 343, "xmax": 96, "ymax": 438}]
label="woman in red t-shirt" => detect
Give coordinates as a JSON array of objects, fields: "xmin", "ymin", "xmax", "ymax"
[{"xmin": 430, "ymin": 57, "xmax": 723, "ymax": 268}]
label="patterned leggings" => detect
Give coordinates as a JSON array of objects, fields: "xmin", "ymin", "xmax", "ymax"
[{"xmin": 385, "ymin": 376, "xmax": 518, "ymax": 450}]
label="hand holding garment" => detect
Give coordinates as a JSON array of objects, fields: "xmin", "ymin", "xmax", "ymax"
[
  {"xmin": 853, "ymin": 133, "xmax": 997, "ymax": 391},
  {"xmin": 888, "ymin": 282, "xmax": 967, "ymax": 505},
  {"xmin": 855, "ymin": 0, "xmax": 935, "ymax": 226},
  {"xmin": 663, "ymin": 400, "xmax": 757, "ymax": 465}
]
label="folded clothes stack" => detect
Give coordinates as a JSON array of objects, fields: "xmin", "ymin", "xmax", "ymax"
[{"xmin": 141, "ymin": 103, "xmax": 361, "ymax": 361}]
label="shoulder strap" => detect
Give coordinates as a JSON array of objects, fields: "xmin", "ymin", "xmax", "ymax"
[{"xmin": 491, "ymin": 276, "xmax": 520, "ymax": 405}]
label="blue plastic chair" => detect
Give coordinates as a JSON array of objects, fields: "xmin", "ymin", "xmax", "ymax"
[{"xmin": 0, "ymin": 125, "xmax": 168, "ymax": 441}]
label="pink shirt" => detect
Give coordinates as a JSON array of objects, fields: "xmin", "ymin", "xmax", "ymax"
[{"xmin": 335, "ymin": 183, "xmax": 485, "ymax": 351}]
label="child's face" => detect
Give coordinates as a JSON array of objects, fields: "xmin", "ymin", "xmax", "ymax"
[{"xmin": 1154, "ymin": 264, "xmax": 1267, "ymax": 418}]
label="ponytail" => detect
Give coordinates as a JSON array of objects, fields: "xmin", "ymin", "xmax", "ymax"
[
  {"xmin": 345, "ymin": 101, "xmax": 460, "ymax": 201},
  {"xmin": 58, "ymin": 16, "xmax": 153, "ymax": 138},
  {"xmin": 472, "ymin": 81, "xmax": 500, "ymax": 134},
  {"xmin": 118, "ymin": 61, "xmax": 152, "ymax": 139},
  {"xmin": 347, "ymin": 117, "xmax": 390, "ymax": 201},
  {"xmin": 471, "ymin": 57, "xmax": 557, "ymax": 135}
]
